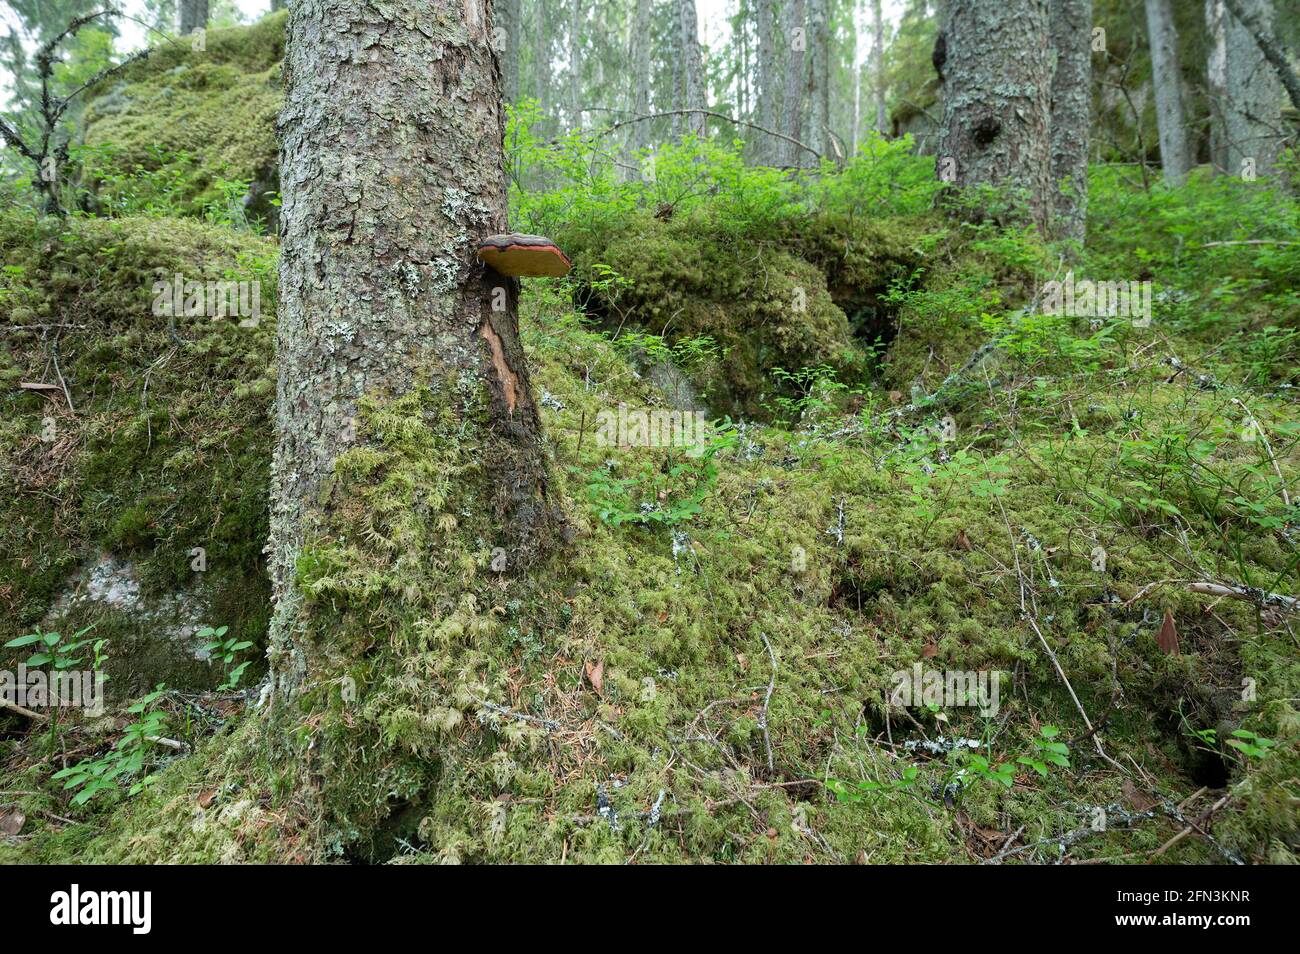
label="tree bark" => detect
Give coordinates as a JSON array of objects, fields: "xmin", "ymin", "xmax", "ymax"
[
  {"xmin": 1206, "ymin": 0, "xmax": 1230, "ymax": 173},
  {"xmin": 1049, "ymin": 0, "xmax": 1091, "ymax": 244},
  {"xmin": 272, "ymin": 0, "xmax": 558, "ymax": 697},
  {"xmin": 568, "ymin": 0, "xmax": 582, "ymax": 129},
  {"xmin": 755, "ymin": 0, "xmax": 778, "ymax": 162},
  {"xmin": 1220, "ymin": 0, "xmax": 1300, "ymax": 114},
  {"xmin": 678, "ymin": 0, "xmax": 706, "ymax": 138},
  {"xmin": 179, "ymin": 0, "xmax": 209, "ymax": 35},
  {"xmin": 780, "ymin": 0, "xmax": 807, "ymax": 166},
  {"xmin": 935, "ymin": 0, "xmax": 1054, "ymax": 233},
  {"xmin": 1223, "ymin": 0, "xmax": 1283, "ymax": 176},
  {"xmin": 808, "ymin": 0, "xmax": 830, "ymax": 158},
  {"xmin": 497, "ymin": 0, "xmax": 521, "ymax": 104},
  {"xmin": 1143, "ymin": 0, "xmax": 1193, "ymax": 184},
  {"xmin": 627, "ymin": 0, "xmax": 653, "ymax": 160},
  {"xmin": 872, "ymin": 0, "xmax": 886, "ymax": 133}
]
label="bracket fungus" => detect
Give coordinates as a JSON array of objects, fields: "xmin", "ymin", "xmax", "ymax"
[{"xmin": 476, "ymin": 233, "xmax": 572, "ymax": 278}]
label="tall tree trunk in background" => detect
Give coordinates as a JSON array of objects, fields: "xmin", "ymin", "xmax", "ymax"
[
  {"xmin": 808, "ymin": 0, "xmax": 829, "ymax": 158},
  {"xmin": 568, "ymin": 0, "xmax": 582, "ymax": 129},
  {"xmin": 1143, "ymin": 0, "xmax": 1193, "ymax": 184},
  {"xmin": 1224, "ymin": 0, "xmax": 1283, "ymax": 176},
  {"xmin": 179, "ymin": 0, "xmax": 209, "ymax": 34},
  {"xmin": 852, "ymin": 0, "xmax": 862, "ymax": 152},
  {"xmin": 627, "ymin": 0, "xmax": 653, "ymax": 165},
  {"xmin": 755, "ymin": 0, "xmax": 778, "ymax": 162},
  {"xmin": 271, "ymin": 0, "xmax": 286, "ymax": 12},
  {"xmin": 498, "ymin": 0, "xmax": 521, "ymax": 104},
  {"xmin": 872, "ymin": 0, "xmax": 886, "ymax": 133},
  {"xmin": 1206, "ymin": 0, "xmax": 1230, "ymax": 173},
  {"xmin": 1049, "ymin": 0, "xmax": 1091, "ymax": 245},
  {"xmin": 678, "ymin": 0, "xmax": 706, "ymax": 137},
  {"xmin": 272, "ymin": 0, "xmax": 557, "ymax": 698},
  {"xmin": 936, "ymin": 0, "xmax": 1053, "ymax": 233},
  {"xmin": 1220, "ymin": 0, "xmax": 1300, "ymax": 113},
  {"xmin": 780, "ymin": 0, "xmax": 807, "ymax": 165},
  {"xmin": 532, "ymin": 1, "xmax": 549, "ymax": 117}
]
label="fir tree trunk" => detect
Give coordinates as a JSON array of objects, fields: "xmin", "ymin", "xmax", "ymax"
[
  {"xmin": 936, "ymin": 0, "xmax": 1054, "ymax": 233},
  {"xmin": 1143, "ymin": 0, "xmax": 1193, "ymax": 184},
  {"xmin": 678, "ymin": 0, "xmax": 706, "ymax": 138},
  {"xmin": 271, "ymin": 0, "xmax": 559, "ymax": 698},
  {"xmin": 179, "ymin": 0, "xmax": 209, "ymax": 34},
  {"xmin": 1206, "ymin": 0, "xmax": 1230, "ymax": 174},
  {"xmin": 808, "ymin": 0, "xmax": 830, "ymax": 158},
  {"xmin": 780, "ymin": 0, "xmax": 807, "ymax": 165},
  {"xmin": 498, "ymin": 0, "xmax": 521, "ymax": 104},
  {"xmin": 1224, "ymin": 0, "xmax": 1283, "ymax": 176},
  {"xmin": 872, "ymin": 0, "xmax": 886, "ymax": 133},
  {"xmin": 755, "ymin": 0, "xmax": 778, "ymax": 162},
  {"xmin": 1049, "ymin": 0, "xmax": 1091, "ymax": 244}
]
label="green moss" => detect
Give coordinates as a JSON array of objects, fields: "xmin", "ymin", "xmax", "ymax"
[{"xmin": 80, "ymin": 14, "xmax": 286, "ymax": 216}]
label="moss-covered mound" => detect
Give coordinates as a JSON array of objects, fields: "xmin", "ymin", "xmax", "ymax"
[
  {"xmin": 79, "ymin": 12, "xmax": 286, "ymax": 218},
  {"xmin": 561, "ymin": 209, "xmax": 924, "ymax": 418},
  {"xmin": 0, "ymin": 212, "xmax": 276, "ymax": 693}
]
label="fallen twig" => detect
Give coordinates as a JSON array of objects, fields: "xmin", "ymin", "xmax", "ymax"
[{"xmin": 758, "ymin": 633, "xmax": 778, "ymax": 774}]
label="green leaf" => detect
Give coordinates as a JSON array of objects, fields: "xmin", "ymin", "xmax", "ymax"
[{"xmin": 4, "ymin": 633, "xmax": 44, "ymax": 648}]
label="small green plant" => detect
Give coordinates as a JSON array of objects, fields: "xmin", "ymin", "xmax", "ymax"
[
  {"xmin": 1225, "ymin": 729, "xmax": 1277, "ymax": 760},
  {"xmin": 200, "ymin": 625, "xmax": 254, "ymax": 691},
  {"xmin": 827, "ymin": 725, "xmax": 1070, "ymax": 807},
  {"xmin": 51, "ymin": 684, "xmax": 170, "ymax": 805},
  {"xmin": 1017, "ymin": 725, "xmax": 1072, "ymax": 778},
  {"xmin": 4, "ymin": 624, "xmax": 98, "ymax": 670}
]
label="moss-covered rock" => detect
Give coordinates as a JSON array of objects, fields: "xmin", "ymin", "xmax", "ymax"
[
  {"xmin": 80, "ymin": 13, "xmax": 286, "ymax": 219},
  {"xmin": 0, "ymin": 211, "xmax": 276, "ymax": 692}
]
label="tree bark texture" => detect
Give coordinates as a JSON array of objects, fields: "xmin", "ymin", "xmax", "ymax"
[
  {"xmin": 678, "ymin": 0, "xmax": 707, "ymax": 137},
  {"xmin": 1049, "ymin": 0, "xmax": 1091, "ymax": 244},
  {"xmin": 936, "ymin": 0, "xmax": 1054, "ymax": 233},
  {"xmin": 780, "ymin": 0, "xmax": 807, "ymax": 166},
  {"xmin": 272, "ymin": 0, "xmax": 556, "ymax": 695},
  {"xmin": 1143, "ymin": 0, "xmax": 1193, "ymax": 184}
]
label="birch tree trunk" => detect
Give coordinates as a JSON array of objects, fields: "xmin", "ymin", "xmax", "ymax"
[
  {"xmin": 271, "ymin": 0, "xmax": 558, "ymax": 698},
  {"xmin": 755, "ymin": 0, "xmax": 778, "ymax": 162},
  {"xmin": 678, "ymin": 0, "xmax": 706, "ymax": 137},
  {"xmin": 780, "ymin": 0, "xmax": 807, "ymax": 165},
  {"xmin": 1143, "ymin": 0, "xmax": 1193, "ymax": 184},
  {"xmin": 1224, "ymin": 0, "xmax": 1283, "ymax": 176},
  {"xmin": 1206, "ymin": 0, "xmax": 1230, "ymax": 174},
  {"xmin": 935, "ymin": 0, "xmax": 1054, "ymax": 233},
  {"xmin": 179, "ymin": 0, "xmax": 209, "ymax": 34},
  {"xmin": 1049, "ymin": 0, "xmax": 1091, "ymax": 245}
]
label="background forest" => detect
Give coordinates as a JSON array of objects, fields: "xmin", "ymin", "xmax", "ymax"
[{"xmin": 0, "ymin": 0, "xmax": 1297, "ymax": 866}]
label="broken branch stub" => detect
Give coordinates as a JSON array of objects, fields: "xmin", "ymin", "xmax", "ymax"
[{"xmin": 476, "ymin": 233, "xmax": 572, "ymax": 278}]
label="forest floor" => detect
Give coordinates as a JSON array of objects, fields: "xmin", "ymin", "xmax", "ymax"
[{"xmin": 1, "ymin": 16, "xmax": 1297, "ymax": 864}]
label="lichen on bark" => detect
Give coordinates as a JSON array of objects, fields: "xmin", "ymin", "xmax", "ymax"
[{"xmin": 269, "ymin": 0, "xmax": 561, "ymax": 706}]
